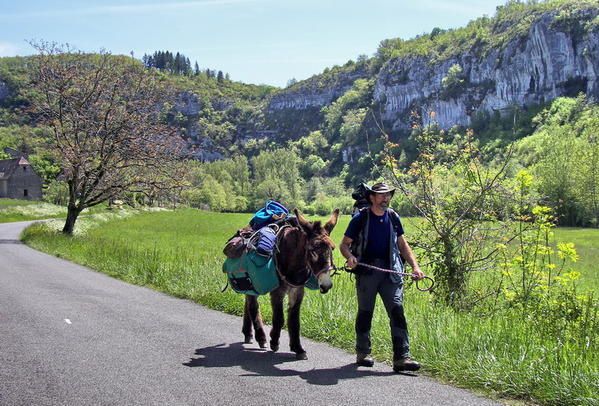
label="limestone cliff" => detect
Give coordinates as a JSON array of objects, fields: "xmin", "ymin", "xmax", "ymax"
[
  {"xmin": 376, "ymin": 10, "xmax": 598, "ymax": 130},
  {"xmin": 266, "ymin": 6, "xmax": 599, "ymax": 136},
  {"xmin": 0, "ymin": 80, "xmax": 9, "ymax": 103},
  {"xmin": 265, "ymin": 66, "xmax": 370, "ymax": 139}
]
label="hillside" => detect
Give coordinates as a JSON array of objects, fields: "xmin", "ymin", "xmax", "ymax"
[
  {"xmin": 267, "ymin": 0, "xmax": 598, "ymax": 140},
  {"xmin": 1, "ymin": 0, "xmax": 598, "ymax": 191},
  {"xmin": 0, "ymin": 55, "xmax": 276, "ymax": 162},
  {"xmin": 2, "ymin": 1, "xmax": 597, "ymax": 164}
]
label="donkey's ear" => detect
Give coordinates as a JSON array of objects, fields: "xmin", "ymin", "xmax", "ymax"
[
  {"xmin": 324, "ymin": 208, "xmax": 340, "ymax": 235},
  {"xmin": 294, "ymin": 208, "xmax": 312, "ymax": 232}
]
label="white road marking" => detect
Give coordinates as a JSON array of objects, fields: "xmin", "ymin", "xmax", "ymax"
[{"xmin": 64, "ymin": 319, "xmax": 72, "ymax": 324}]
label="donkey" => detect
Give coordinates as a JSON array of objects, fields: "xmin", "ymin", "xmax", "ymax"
[{"xmin": 243, "ymin": 208, "xmax": 339, "ymax": 360}]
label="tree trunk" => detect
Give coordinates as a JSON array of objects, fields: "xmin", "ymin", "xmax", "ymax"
[{"xmin": 62, "ymin": 206, "xmax": 81, "ymax": 235}]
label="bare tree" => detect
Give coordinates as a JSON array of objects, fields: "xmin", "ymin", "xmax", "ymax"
[
  {"xmin": 29, "ymin": 42, "xmax": 186, "ymax": 234},
  {"xmin": 383, "ymin": 115, "xmax": 519, "ymax": 308}
]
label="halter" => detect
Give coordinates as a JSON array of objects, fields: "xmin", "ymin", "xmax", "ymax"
[{"xmin": 272, "ymin": 223, "xmax": 334, "ymax": 288}]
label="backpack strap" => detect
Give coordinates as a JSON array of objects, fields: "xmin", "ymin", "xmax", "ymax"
[
  {"xmin": 387, "ymin": 208, "xmax": 402, "ymax": 232},
  {"xmin": 353, "ymin": 207, "xmax": 369, "ymax": 259},
  {"xmin": 386, "ymin": 208, "xmax": 406, "ymax": 265}
]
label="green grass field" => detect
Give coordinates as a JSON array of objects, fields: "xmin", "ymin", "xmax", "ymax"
[
  {"xmin": 0, "ymin": 198, "xmax": 38, "ymax": 208},
  {"xmin": 20, "ymin": 209, "xmax": 599, "ymax": 405},
  {"xmin": 0, "ymin": 199, "xmax": 128, "ymax": 224},
  {"xmin": 554, "ymin": 227, "xmax": 599, "ymax": 292},
  {"xmin": 0, "ymin": 198, "xmax": 66, "ymax": 223}
]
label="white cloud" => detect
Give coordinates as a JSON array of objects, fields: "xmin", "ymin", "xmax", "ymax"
[
  {"xmin": 1, "ymin": 0, "xmax": 263, "ymax": 19},
  {"xmin": 96, "ymin": 0, "xmax": 260, "ymax": 13},
  {"xmin": 0, "ymin": 41, "xmax": 20, "ymax": 57},
  {"xmin": 406, "ymin": 0, "xmax": 498, "ymax": 18}
]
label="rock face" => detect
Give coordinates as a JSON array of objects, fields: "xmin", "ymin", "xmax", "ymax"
[
  {"xmin": 174, "ymin": 91, "xmax": 202, "ymax": 116},
  {"xmin": 170, "ymin": 91, "xmax": 224, "ymax": 162},
  {"xmin": 375, "ymin": 12, "xmax": 598, "ymax": 130},
  {"xmin": 267, "ymin": 9, "xmax": 599, "ymax": 134},
  {"xmin": 0, "ymin": 80, "xmax": 9, "ymax": 103},
  {"xmin": 265, "ymin": 67, "xmax": 370, "ymax": 139},
  {"xmin": 268, "ymin": 68, "xmax": 369, "ymax": 111}
]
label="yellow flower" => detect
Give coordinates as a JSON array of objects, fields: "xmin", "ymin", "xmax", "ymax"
[
  {"xmin": 503, "ymin": 290, "xmax": 516, "ymax": 301},
  {"xmin": 557, "ymin": 242, "xmax": 579, "ymax": 262}
]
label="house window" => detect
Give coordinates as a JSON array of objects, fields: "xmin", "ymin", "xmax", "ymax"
[
  {"xmin": 23, "ymin": 166, "xmax": 27, "ymax": 172},
  {"xmin": 24, "ymin": 189, "xmax": 28, "ymax": 197}
]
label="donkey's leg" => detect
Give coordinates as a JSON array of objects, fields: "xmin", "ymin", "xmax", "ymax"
[
  {"xmin": 288, "ymin": 286, "xmax": 307, "ymax": 360},
  {"xmin": 251, "ymin": 297, "xmax": 267, "ymax": 348},
  {"xmin": 242, "ymin": 295, "xmax": 255, "ymax": 344},
  {"xmin": 269, "ymin": 286, "xmax": 286, "ymax": 352}
]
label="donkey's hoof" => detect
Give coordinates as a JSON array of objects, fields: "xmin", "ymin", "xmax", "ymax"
[
  {"xmin": 270, "ymin": 342, "xmax": 279, "ymax": 352},
  {"xmin": 295, "ymin": 352, "xmax": 308, "ymax": 360},
  {"xmin": 258, "ymin": 340, "xmax": 267, "ymax": 349},
  {"xmin": 244, "ymin": 336, "xmax": 253, "ymax": 344}
]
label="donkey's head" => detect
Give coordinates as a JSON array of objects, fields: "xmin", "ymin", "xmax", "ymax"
[{"xmin": 294, "ymin": 208, "xmax": 339, "ymax": 294}]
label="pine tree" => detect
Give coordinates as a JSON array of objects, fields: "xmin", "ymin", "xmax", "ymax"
[{"xmin": 185, "ymin": 57, "xmax": 191, "ymax": 75}]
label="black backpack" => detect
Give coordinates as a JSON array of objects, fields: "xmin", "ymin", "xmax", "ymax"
[{"xmin": 351, "ymin": 183, "xmax": 371, "ymax": 214}]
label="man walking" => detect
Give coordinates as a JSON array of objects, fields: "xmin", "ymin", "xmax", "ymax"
[{"xmin": 339, "ymin": 182, "xmax": 424, "ymax": 372}]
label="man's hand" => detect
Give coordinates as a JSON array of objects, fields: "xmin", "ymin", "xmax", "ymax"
[
  {"xmin": 346, "ymin": 255, "xmax": 358, "ymax": 270},
  {"xmin": 411, "ymin": 267, "xmax": 425, "ymax": 280}
]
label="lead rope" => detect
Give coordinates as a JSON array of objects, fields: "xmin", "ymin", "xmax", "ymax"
[{"xmin": 341, "ymin": 262, "xmax": 435, "ymax": 292}]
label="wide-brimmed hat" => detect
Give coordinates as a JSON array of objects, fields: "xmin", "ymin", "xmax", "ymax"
[{"xmin": 366, "ymin": 182, "xmax": 395, "ymax": 197}]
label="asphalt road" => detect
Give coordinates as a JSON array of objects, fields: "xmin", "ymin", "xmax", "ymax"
[{"xmin": 0, "ymin": 221, "xmax": 499, "ymax": 406}]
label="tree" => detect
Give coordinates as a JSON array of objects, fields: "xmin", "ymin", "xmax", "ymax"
[
  {"xmin": 515, "ymin": 96, "xmax": 599, "ymax": 226},
  {"xmin": 339, "ymin": 108, "xmax": 368, "ymax": 145},
  {"xmin": 252, "ymin": 148, "xmax": 303, "ymax": 208},
  {"xmin": 441, "ymin": 63, "xmax": 466, "ymax": 99},
  {"xmin": 384, "ymin": 117, "xmax": 517, "ymax": 307},
  {"xmin": 29, "ymin": 42, "xmax": 185, "ymax": 234}
]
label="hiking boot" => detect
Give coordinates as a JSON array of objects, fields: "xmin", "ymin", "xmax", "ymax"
[
  {"xmin": 393, "ymin": 357, "xmax": 420, "ymax": 372},
  {"xmin": 356, "ymin": 353, "xmax": 374, "ymax": 367}
]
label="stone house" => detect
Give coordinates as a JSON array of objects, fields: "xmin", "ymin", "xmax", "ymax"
[{"xmin": 0, "ymin": 155, "xmax": 43, "ymax": 200}]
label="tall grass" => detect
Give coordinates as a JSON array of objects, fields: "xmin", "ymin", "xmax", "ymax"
[
  {"xmin": 0, "ymin": 199, "xmax": 66, "ymax": 223},
  {"xmin": 21, "ymin": 210, "xmax": 599, "ymax": 405},
  {"xmin": 0, "ymin": 198, "xmax": 38, "ymax": 208},
  {"xmin": 554, "ymin": 227, "xmax": 599, "ymax": 292}
]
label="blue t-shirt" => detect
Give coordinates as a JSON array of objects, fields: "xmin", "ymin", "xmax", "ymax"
[{"xmin": 344, "ymin": 209, "xmax": 404, "ymax": 261}]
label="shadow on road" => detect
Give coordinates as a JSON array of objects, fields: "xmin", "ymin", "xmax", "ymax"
[
  {"xmin": 183, "ymin": 342, "xmax": 402, "ymax": 386},
  {"xmin": 0, "ymin": 239, "xmax": 22, "ymax": 244}
]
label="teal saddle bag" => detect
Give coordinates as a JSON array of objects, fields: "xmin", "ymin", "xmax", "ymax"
[{"xmin": 223, "ymin": 251, "xmax": 279, "ymax": 296}]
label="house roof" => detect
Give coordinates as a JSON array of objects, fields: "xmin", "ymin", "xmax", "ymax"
[{"xmin": 0, "ymin": 157, "xmax": 31, "ymax": 180}]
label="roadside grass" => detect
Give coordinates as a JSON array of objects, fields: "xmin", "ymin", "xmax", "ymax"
[
  {"xmin": 21, "ymin": 210, "xmax": 599, "ymax": 405},
  {"xmin": 0, "ymin": 199, "xmax": 132, "ymax": 224},
  {"xmin": 0, "ymin": 199, "xmax": 66, "ymax": 223},
  {"xmin": 0, "ymin": 198, "xmax": 38, "ymax": 208},
  {"xmin": 554, "ymin": 227, "xmax": 599, "ymax": 292}
]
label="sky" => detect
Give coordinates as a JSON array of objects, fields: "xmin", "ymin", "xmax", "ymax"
[{"xmin": 1, "ymin": 0, "xmax": 509, "ymax": 87}]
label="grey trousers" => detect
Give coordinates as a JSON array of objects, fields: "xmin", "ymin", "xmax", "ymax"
[{"xmin": 355, "ymin": 270, "xmax": 410, "ymax": 359}]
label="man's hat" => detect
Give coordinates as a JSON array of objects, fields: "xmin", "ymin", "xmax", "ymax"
[{"xmin": 366, "ymin": 182, "xmax": 395, "ymax": 197}]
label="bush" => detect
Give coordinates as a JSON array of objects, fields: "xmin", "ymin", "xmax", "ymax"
[{"xmin": 43, "ymin": 180, "xmax": 69, "ymax": 206}]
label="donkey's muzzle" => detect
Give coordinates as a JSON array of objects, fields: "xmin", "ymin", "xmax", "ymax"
[
  {"xmin": 319, "ymin": 284, "xmax": 332, "ymax": 294},
  {"xmin": 318, "ymin": 273, "xmax": 333, "ymax": 294}
]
